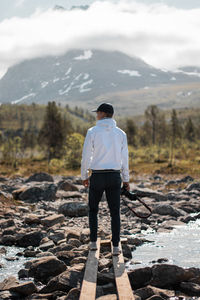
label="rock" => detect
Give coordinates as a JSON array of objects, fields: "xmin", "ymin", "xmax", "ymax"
[
  {"xmin": 16, "ymin": 231, "xmax": 44, "ymax": 247},
  {"xmin": 49, "ymin": 232, "xmax": 66, "ymax": 244},
  {"xmin": 9, "ymin": 281, "xmax": 38, "ymax": 296},
  {"xmin": 135, "ymin": 285, "xmax": 174, "ymax": 300},
  {"xmin": 24, "ymin": 214, "xmax": 41, "ymax": 225},
  {"xmin": 70, "ymin": 256, "xmax": 87, "ymax": 266},
  {"xmin": 99, "ymin": 258, "xmax": 112, "ymax": 271},
  {"xmin": 55, "ymin": 251, "xmax": 76, "ymax": 266},
  {"xmin": 62, "ymin": 287, "xmax": 80, "ymax": 299},
  {"xmin": 150, "ymin": 264, "xmax": 189, "ymax": 288},
  {"xmin": 128, "ymin": 267, "xmax": 152, "ymax": 289},
  {"xmin": 66, "ymin": 229, "xmax": 81, "ymax": 241},
  {"xmin": 15, "ymin": 183, "xmax": 57, "ymax": 202},
  {"xmin": 0, "ymin": 290, "xmax": 20, "ymax": 300},
  {"xmin": 28, "ymin": 256, "xmax": 66, "ymax": 283},
  {"xmin": 58, "ymin": 202, "xmax": 88, "ymax": 217},
  {"xmin": 26, "ymin": 172, "xmax": 54, "ymax": 183},
  {"xmin": 18, "ymin": 268, "xmax": 29, "ymax": 279},
  {"xmin": 58, "ymin": 181, "xmax": 79, "ymax": 192},
  {"xmin": 153, "ymin": 204, "xmax": 183, "ymax": 217},
  {"xmin": 0, "ymin": 247, "xmax": 6, "ymax": 255},
  {"xmin": 97, "ymin": 272, "xmax": 115, "ymax": 285},
  {"xmin": 0, "ymin": 276, "xmax": 19, "ymax": 290},
  {"xmin": 39, "ymin": 241, "xmax": 55, "ymax": 251},
  {"xmin": 0, "ymin": 235, "xmax": 17, "ymax": 246},
  {"xmin": 80, "ymin": 228, "xmax": 90, "ymax": 243},
  {"xmin": 179, "ymin": 176, "xmax": 194, "ymax": 183},
  {"xmin": 56, "ymin": 190, "xmax": 82, "ymax": 199},
  {"xmin": 67, "ymin": 238, "xmax": 82, "ymax": 248},
  {"xmin": 180, "ymin": 282, "xmax": 200, "ymax": 296},
  {"xmin": 96, "ymin": 283, "xmax": 116, "ymax": 297},
  {"xmin": 186, "ymin": 182, "xmax": 200, "ymax": 192},
  {"xmin": 41, "ymin": 214, "xmax": 65, "ymax": 227},
  {"xmin": 0, "ymin": 219, "xmax": 15, "ymax": 229},
  {"xmin": 40, "ymin": 264, "xmax": 84, "ymax": 293},
  {"xmin": 131, "ymin": 187, "xmax": 167, "ymax": 201}
]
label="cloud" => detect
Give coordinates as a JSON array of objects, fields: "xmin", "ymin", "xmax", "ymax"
[
  {"xmin": 15, "ymin": 0, "xmax": 26, "ymax": 7},
  {"xmin": 0, "ymin": 0, "xmax": 200, "ymax": 77}
]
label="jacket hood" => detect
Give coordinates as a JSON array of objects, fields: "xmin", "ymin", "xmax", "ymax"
[{"xmin": 96, "ymin": 118, "xmax": 116, "ymax": 130}]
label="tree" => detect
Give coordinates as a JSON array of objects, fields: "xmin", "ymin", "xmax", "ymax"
[
  {"xmin": 38, "ymin": 101, "xmax": 66, "ymax": 162},
  {"xmin": 169, "ymin": 109, "xmax": 181, "ymax": 165},
  {"xmin": 145, "ymin": 105, "xmax": 160, "ymax": 145},
  {"xmin": 126, "ymin": 119, "xmax": 137, "ymax": 146},
  {"xmin": 64, "ymin": 133, "xmax": 84, "ymax": 169},
  {"xmin": 185, "ymin": 117, "xmax": 196, "ymax": 142}
]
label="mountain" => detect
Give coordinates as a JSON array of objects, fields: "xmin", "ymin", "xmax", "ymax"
[{"xmin": 0, "ymin": 50, "xmax": 200, "ymax": 114}]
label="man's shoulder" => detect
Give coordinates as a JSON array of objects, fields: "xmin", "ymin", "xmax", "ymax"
[{"xmin": 115, "ymin": 126, "xmax": 126, "ymax": 136}]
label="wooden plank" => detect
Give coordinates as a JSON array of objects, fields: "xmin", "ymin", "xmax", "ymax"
[
  {"xmin": 79, "ymin": 238, "xmax": 101, "ymax": 300},
  {"xmin": 112, "ymin": 242, "xmax": 135, "ymax": 300},
  {"xmin": 101, "ymin": 238, "xmax": 127, "ymax": 246}
]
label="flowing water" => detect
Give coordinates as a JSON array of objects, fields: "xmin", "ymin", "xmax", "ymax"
[
  {"xmin": 0, "ymin": 246, "xmax": 31, "ymax": 282},
  {"xmin": 128, "ymin": 217, "xmax": 200, "ymax": 270},
  {"xmin": 1, "ymin": 218, "xmax": 200, "ymax": 282}
]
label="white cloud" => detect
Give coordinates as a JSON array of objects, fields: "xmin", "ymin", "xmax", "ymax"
[
  {"xmin": 15, "ymin": 0, "xmax": 26, "ymax": 7},
  {"xmin": 0, "ymin": 1, "xmax": 200, "ymax": 78}
]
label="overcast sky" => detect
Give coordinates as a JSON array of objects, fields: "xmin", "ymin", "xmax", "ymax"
[{"xmin": 0, "ymin": 0, "xmax": 200, "ymax": 78}]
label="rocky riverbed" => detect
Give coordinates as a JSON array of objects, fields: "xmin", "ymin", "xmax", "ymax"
[{"xmin": 0, "ymin": 172, "xmax": 200, "ymax": 299}]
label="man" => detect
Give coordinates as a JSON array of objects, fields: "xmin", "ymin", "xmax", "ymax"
[{"xmin": 81, "ymin": 103, "xmax": 130, "ymax": 255}]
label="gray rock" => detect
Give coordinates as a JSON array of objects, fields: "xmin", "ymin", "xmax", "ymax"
[
  {"xmin": 58, "ymin": 202, "xmax": 88, "ymax": 217},
  {"xmin": 180, "ymin": 282, "xmax": 200, "ymax": 296},
  {"xmin": 26, "ymin": 172, "xmax": 54, "ymax": 183},
  {"xmin": 128, "ymin": 267, "xmax": 152, "ymax": 289},
  {"xmin": 28, "ymin": 256, "xmax": 66, "ymax": 283},
  {"xmin": 0, "ymin": 290, "xmax": 20, "ymax": 300},
  {"xmin": 153, "ymin": 204, "xmax": 183, "ymax": 217},
  {"xmin": 0, "ymin": 276, "xmax": 19, "ymax": 290},
  {"xmin": 16, "ymin": 231, "xmax": 44, "ymax": 247},
  {"xmin": 131, "ymin": 187, "xmax": 167, "ymax": 201},
  {"xmin": 186, "ymin": 182, "xmax": 200, "ymax": 192},
  {"xmin": 9, "ymin": 281, "xmax": 38, "ymax": 296},
  {"xmin": 15, "ymin": 183, "xmax": 57, "ymax": 202},
  {"xmin": 0, "ymin": 219, "xmax": 15, "ymax": 229},
  {"xmin": 40, "ymin": 264, "xmax": 84, "ymax": 293},
  {"xmin": 58, "ymin": 181, "xmax": 79, "ymax": 192},
  {"xmin": 41, "ymin": 214, "xmax": 65, "ymax": 227},
  {"xmin": 39, "ymin": 241, "xmax": 55, "ymax": 251}
]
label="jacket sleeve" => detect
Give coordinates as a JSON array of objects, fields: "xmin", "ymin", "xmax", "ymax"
[
  {"xmin": 121, "ymin": 133, "xmax": 129, "ymax": 182},
  {"xmin": 81, "ymin": 129, "xmax": 93, "ymax": 180}
]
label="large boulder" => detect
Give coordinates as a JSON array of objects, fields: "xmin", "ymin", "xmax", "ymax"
[
  {"xmin": 26, "ymin": 172, "xmax": 54, "ymax": 183},
  {"xmin": 58, "ymin": 202, "xmax": 88, "ymax": 217},
  {"xmin": 128, "ymin": 267, "xmax": 152, "ymax": 290},
  {"xmin": 0, "ymin": 276, "xmax": 19, "ymax": 290},
  {"xmin": 14, "ymin": 183, "xmax": 57, "ymax": 202},
  {"xmin": 28, "ymin": 256, "xmax": 66, "ymax": 284},
  {"xmin": 40, "ymin": 264, "xmax": 84, "ymax": 293},
  {"xmin": 153, "ymin": 204, "xmax": 183, "ymax": 217},
  {"xmin": 16, "ymin": 231, "xmax": 44, "ymax": 247},
  {"xmin": 150, "ymin": 264, "xmax": 197, "ymax": 288}
]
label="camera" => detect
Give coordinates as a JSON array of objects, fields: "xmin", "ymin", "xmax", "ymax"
[{"xmin": 121, "ymin": 185, "xmax": 138, "ymax": 201}]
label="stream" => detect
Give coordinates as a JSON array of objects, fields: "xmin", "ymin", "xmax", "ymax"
[{"xmin": 127, "ymin": 217, "xmax": 200, "ymax": 270}]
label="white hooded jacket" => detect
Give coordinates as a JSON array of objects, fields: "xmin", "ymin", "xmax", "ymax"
[{"xmin": 81, "ymin": 118, "xmax": 129, "ymax": 182}]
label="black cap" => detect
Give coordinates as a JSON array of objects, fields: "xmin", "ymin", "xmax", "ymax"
[{"xmin": 92, "ymin": 103, "xmax": 114, "ymax": 114}]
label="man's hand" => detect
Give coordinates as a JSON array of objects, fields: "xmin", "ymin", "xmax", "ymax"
[
  {"xmin": 82, "ymin": 179, "xmax": 89, "ymax": 187},
  {"xmin": 123, "ymin": 182, "xmax": 130, "ymax": 191}
]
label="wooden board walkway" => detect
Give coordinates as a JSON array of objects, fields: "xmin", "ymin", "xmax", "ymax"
[
  {"xmin": 79, "ymin": 239, "xmax": 135, "ymax": 300},
  {"xmin": 112, "ymin": 242, "xmax": 135, "ymax": 300},
  {"xmin": 79, "ymin": 238, "xmax": 101, "ymax": 300}
]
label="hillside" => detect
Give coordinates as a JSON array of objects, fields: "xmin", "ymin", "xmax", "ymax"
[{"xmin": 0, "ymin": 50, "xmax": 200, "ymax": 116}]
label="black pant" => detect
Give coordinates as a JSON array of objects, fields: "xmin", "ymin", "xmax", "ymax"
[{"xmin": 88, "ymin": 171, "xmax": 121, "ymax": 247}]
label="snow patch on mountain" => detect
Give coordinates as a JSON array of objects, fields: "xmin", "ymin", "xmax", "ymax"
[
  {"xmin": 74, "ymin": 50, "xmax": 93, "ymax": 60},
  {"xmin": 11, "ymin": 93, "xmax": 36, "ymax": 104},
  {"xmin": 117, "ymin": 70, "xmax": 141, "ymax": 77},
  {"xmin": 41, "ymin": 81, "xmax": 49, "ymax": 88}
]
